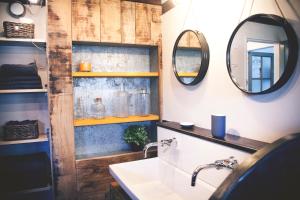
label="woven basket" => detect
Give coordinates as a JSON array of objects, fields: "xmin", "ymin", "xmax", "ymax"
[
  {"xmin": 3, "ymin": 21, "xmax": 34, "ymax": 39},
  {"xmin": 3, "ymin": 120, "xmax": 39, "ymax": 141}
]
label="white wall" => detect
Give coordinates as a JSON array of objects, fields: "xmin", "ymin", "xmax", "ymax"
[{"xmin": 161, "ymin": 0, "xmax": 300, "ymax": 142}]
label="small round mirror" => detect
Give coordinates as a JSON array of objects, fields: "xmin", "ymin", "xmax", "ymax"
[
  {"xmin": 173, "ymin": 30, "xmax": 210, "ymax": 85},
  {"xmin": 8, "ymin": 1, "xmax": 26, "ymax": 18},
  {"xmin": 227, "ymin": 14, "xmax": 298, "ymax": 94}
]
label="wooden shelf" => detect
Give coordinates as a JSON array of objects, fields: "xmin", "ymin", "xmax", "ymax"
[
  {"xmin": 72, "ymin": 72, "xmax": 159, "ymax": 77},
  {"xmin": 0, "ymin": 37, "xmax": 46, "ymax": 47},
  {"xmin": 0, "ymin": 89, "xmax": 48, "ymax": 94},
  {"xmin": 0, "ymin": 134, "xmax": 48, "ymax": 146},
  {"xmin": 177, "ymin": 72, "xmax": 198, "ymax": 77},
  {"xmin": 76, "ymin": 149, "xmax": 157, "ymax": 161},
  {"xmin": 10, "ymin": 186, "xmax": 51, "ymax": 195},
  {"xmin": 74, "ymin": 114, "xmax": 159, "ymax": 127}
]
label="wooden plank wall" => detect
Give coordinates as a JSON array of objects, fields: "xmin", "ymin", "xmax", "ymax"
[
  {"xmin": 47, "ymin": 0, "xmax": 77, "ymax": 199},
  {"xmin": 100, "ymin": 0, "xmax": 122, "ymax": 43},
  {"xmin": 121, "ymin": 1, "xmax": 136, "ymax": 44},
  {"xmin": 72, "ymin": 0, "xmax": 101, "ymax": 42},
  {"xmin": 76, "ymin": 151, "xmax": 157, "ymax": 200}
]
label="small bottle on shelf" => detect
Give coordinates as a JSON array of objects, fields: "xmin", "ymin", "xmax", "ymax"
[
  {"xmin": 75, "ymin": 97, "xmax": 86, "ymax": 119},
  {"xmin": 115, "ymin": 83, "xmax": 129, "ymax": 118},
  {"xmin": 90, "ymin": 97, "xmax": 106, "ymax": 119},
  {"xmin": 136, "ymin": 88, "xmax": 150, "ymax": 116}
]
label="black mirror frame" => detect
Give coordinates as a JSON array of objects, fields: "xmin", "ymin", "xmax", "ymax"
[
  {"xmin": 8, "ymin": 1, "xmax": 26, "ymax": 18},
  {"xmin": 226, "ymin": 14, "xmax": 299, "ymax": 95},
  {"xmin": 172, "ymin": 30, "xmax": 210, "ymax": 86}
]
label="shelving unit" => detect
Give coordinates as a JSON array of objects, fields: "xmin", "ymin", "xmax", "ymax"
[
  {"xmin": 177, "ymin": 72, "xmax": 198, "ymax": 77},
  {"xmin": 74, "ymin": 114, "xmax": 159, "ymax": 127},
  {"xmin": 0, "ymin": 89, "xmax": 48, "ymax": 94},
  {"xmin": 69, "ymin": 1, "xmax": 162, "ymax": 199},
  {"xmin": 72, "ymin": 71, "xmax": 159, "ymax": 77},
  {"xmin": 0, "ymin": 134, "xmax": 48, "ymax": 146},
  {"xmin": 0, "ymin": 37, "xmax": 46, "ymax": 47}
]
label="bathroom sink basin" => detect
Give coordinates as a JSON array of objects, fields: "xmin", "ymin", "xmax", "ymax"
[{"xmin": 109, "ymin": 157, "xmax": 216, "ymax": 200}]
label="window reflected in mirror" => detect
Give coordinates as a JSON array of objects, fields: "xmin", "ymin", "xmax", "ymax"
[{"xmin": 227, "ymin": 14, "xmax": 297, "ymax": 94}]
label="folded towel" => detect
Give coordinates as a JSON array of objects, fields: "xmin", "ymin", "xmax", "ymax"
[{"xmin": 0, "ymin": 63, "xmax": 38, "ymax": 77}]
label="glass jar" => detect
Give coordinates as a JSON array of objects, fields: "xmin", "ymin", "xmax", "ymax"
[
  {"xmin": 136, "ymin": 89, "xmax": 150, "ymax": 116},
  {"xmin": 115, "ymin": 83, "xmax": 129, "ymax": 118},
  {"xmin": 90, "ymin": 97, "xmax": 105, "ymax": 119},
  {"xmin": 75, "ymin": 97, "xmax": 86, "ymax": 119}
]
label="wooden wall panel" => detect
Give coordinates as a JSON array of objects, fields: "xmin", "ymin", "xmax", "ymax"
[
  {"xmin": 189, "ymin": 32, "xmax": 201, "ymax": 48},
  {"xmin": 135, "ymin": 3, "xmax": 151, "ymax": 44},
  {"xmin": 47, "ymin": 0, "xmax": 77, "ymax": 199},
  {"xmin": 72, "ymin": 0, "xmax": 100, "ymax": 42},
  {"xmin": 121, "ymin": 1, "xmax": 136, "ymax": 44},
  {"xmin": 76, "ymin": 151, "xmax": 157, "ymax": 200},
  {"xmin": 100, "ymin": 0, "xmax": 121, "ymax": 43},
  {"xmin": 149, "ymin": 4, "xmax": 161, "ymax": 45},
  {"xmin": 178, "ymin": 32, "xmax": 189, "ymax": 47},
  {"xmin": 135, "ymin": 3, "xmax": 161, "ymax": 45}
]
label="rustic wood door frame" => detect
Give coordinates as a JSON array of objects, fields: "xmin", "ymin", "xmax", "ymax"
[{"xmin": 47, "ymin": 0, "xmax": 77, "ymax": 199}]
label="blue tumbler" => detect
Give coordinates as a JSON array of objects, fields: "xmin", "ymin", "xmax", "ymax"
[{"xmin": 211, "ymin": 114, "xmax": 226, "ymax": 139}]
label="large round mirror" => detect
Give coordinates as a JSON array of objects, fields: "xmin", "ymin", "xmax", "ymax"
[
  {"xmin": 227, "ymin": 14, "xmax": 298, "ymax": 94},
  {"xmin": 173, "ymin": 30, "xmax": 209, "ymax": 85}
]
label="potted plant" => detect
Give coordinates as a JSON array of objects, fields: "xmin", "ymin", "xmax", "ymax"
[{"xmin": 124, "ymin": 125, "xmax": 149, "ymax": 151}]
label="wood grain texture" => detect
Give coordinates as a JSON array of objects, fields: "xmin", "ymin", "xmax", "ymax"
[
  {"xmin": 121, "ymin": 1, "xmax": 136, "ymax": 44},
  {"xmin": 47, "ymin": 0, "xmax": 77, "ymax": 199},
  {"xmin": 121, "ymin": 0, "xmax": 161, "ymax": 5},
  {"xmin": 178, "ymin": 32, "xmax": 189, "ymax": 47},
  {"xmin": 189, "ymin": 31, "xmax": 201, "ymax": 48},
  {"xmin": 76, "ymin": 150, "xmax": 157, "ymax": 200},
  {"xmin": 100, "ymin": 0, "xmax": 121, "ymax": 43},
  {"xmin": 72, "ymin": 0, "xmax": 100, "ymax": 42},
  {"xmin": 135, "ymin": 3, "xmax": 151, "ymax": 44},
  {"xmin": 149, "ymin": 4, "xmax": 161, "ymax": 45},
  {"xmin": 135, "ymin": 3, "xmax": 161, "ymax": 45}
]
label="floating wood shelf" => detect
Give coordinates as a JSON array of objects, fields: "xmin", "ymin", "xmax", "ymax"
[
  {"xmin": 72, "ymin": 72, "xmax": 159, "ymax": 77},
  {"xmin": 177, "ymin": 72, "xmax": 198, "ymax": 77},
  {"xmin": 0, "ymin": 134, "xmax": 48, "ymax": 146},
  {"xmin": 0, "ymin": 37, "xmax": 46, "ymax": 47},
  {"xmin": 12, "ymin": 186, "xmax": 51, "ymax": 195},
  {"xmin": 74, "ymin": 114, "xmax": 159, "ymax": 126},
  {"xmin": 76, "ymin": 149, "xmax": 157, "ymax": 161},
  {"xmin": 0, "ymin": 89, "xmax": 48, "ymax": 94}
]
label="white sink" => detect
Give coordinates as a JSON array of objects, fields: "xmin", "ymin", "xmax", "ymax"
[{"xmin": 109, "ymin": 157, "xmax": 216, "ymax": 200}]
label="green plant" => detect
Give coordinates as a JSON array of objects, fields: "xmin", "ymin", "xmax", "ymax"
[{"xmin": 124, "ymin": 125, "xmax": 149, "ymax": 147}]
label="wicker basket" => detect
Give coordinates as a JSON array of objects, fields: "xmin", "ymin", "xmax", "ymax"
[
  {"xmin": 3, "ymin": 120, "xmax": 39, "ymax": 141},
  {"xmin": 3, "ymin": 21, "xmax": 34, "ymax": 39}
]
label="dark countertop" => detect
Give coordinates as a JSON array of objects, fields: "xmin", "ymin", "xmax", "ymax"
[{"xmin": 157, "ymin": 121, "xmax": 268, "ymax": 153}]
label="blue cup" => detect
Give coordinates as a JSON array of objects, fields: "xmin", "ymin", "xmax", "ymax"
[{"xmin": 211, "ymin": 114, "xmax": 226, "ymax": 139}]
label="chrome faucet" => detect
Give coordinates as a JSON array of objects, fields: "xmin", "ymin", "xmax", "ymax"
[
  {"xmin": 143, "ymin": 138, "xmax": 177, "ymax": 158},
  {"xmin": 143, "ymin": 142, "xmax": 158, "ymax": 158},
  {"xmin": 191, "ymin": 156, "xmax": 238, "ymax": 186}
]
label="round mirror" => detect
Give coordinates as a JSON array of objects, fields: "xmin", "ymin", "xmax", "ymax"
[
  {"xmin": 227, "ymin": 14, "xmax": 298, "ymax": 94},
  {"xmin": 173, "ymin": 30, "xmax": 210, "ymax": 85},
  {"xmin": 8, "ymin": 1, "xmax": 26, "ymax": 18}
]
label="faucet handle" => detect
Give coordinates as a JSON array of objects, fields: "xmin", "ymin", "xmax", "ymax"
[
  {"xmin": 160, "ymin": 137, "xmax": 177, "ymax": 147},
  {"xmin": 214, "ymin": 156, "xmax": 238, "ymax": 169}
]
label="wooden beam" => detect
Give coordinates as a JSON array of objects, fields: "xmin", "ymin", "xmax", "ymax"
[
  {"xmin": 162, "ymin": 0, "xmax": 175, "ymax": 14},
  {"xmin": 121, "ymin": 0, "xmax": 161, "ymax": 5},
  {"xmin": 47, "ymin": 0, "xmax": 77, "ymax": 199}
]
